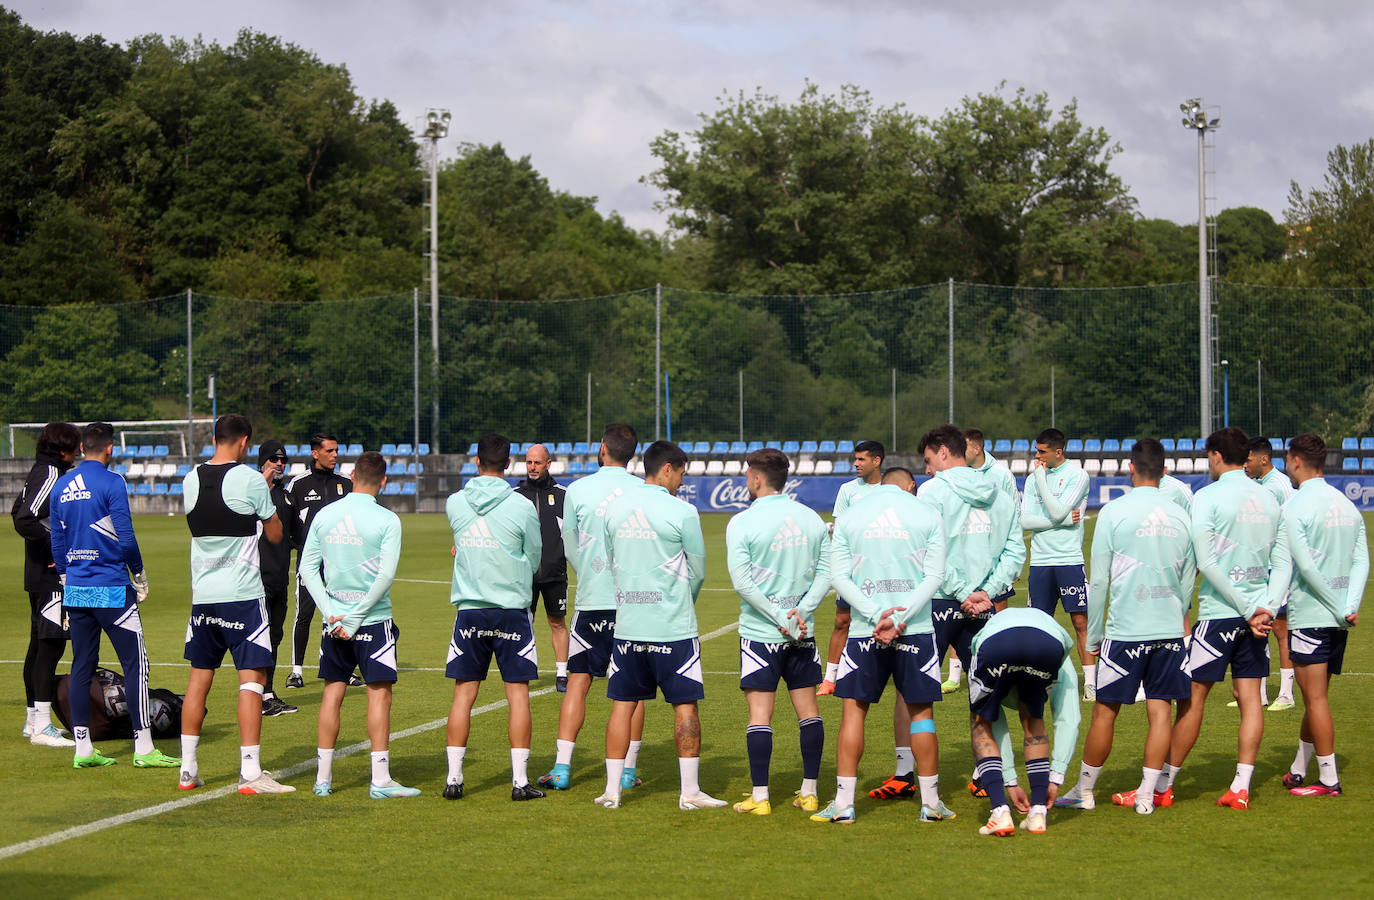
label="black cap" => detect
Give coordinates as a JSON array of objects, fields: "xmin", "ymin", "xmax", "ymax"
[{"xmin": 258, "ymin": 440, "xmax": 288, "ymax": 466}]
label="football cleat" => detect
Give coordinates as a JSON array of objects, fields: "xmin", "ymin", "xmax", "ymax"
[
  {"xmin": 1290, "ymin": 782, "xmax": 1341, "ymax": 797},
  {"xmin": 1082, "ymin": 683, "xmax": 1096, "ymax": 702},
  {"xmin": 21, "ymin": 717, "xmax": 32, "ymax": 739},
  {"xmin": 261, "ymin": 696, "xmax": 298, "ymax": 717},
  {"xmin": 313, "ymin": 781, "xmax": 333, "ymax": 796},
  {"xmin": 1054, "ymin": 787, "xmax": 1094, "ymax": 810},
  {"xmin": 1216, "ymin": 788, "xmax": 1249, "ymax": 809},
  {"xmin": 442, "ymin": 781, "xmax": 464, "ymax": 800},
  {"xmin": 238, "ymin": 772, "xmax": 296, "ymax": 794},
  {"xmin": 979, "ymin": 806, "xmax": 1015, "ymax": 836},
  {"xmin": 1111, "ymin": 787, "xmax": 1173, "ymax": 808},
  {"xmin": 1134, "ymin": 799, "xmax": 1155, "ymax": 815},
  {"xmin": 371, "ymin": 780, "xmax": 422, "ymax": 799},
  {"xmin": 941, "ymin": 678, "xmax": 961, "ymax": 694},
  {"xmin": 1268, "ymin": 698, "xmax": 1296, "ymax": 712},
  {"xmin": 178, "ymin": 770, "xmax": 204, "ymax": 791},
  {"xmin": 733, "ymin": 795, "xmax": 771, "ymax": 815},
  {"xmin": 31, "ymin": 724, "xmax": 76, "ymax": 747},
  {"xmin": 593, "ymin": 792, "xmax": 621, "ymax": 809},
  {"xmin": 1155, "ymin": 787, "xmax": 1174, "ymax": 807},
  {"xmin": 919, "ymin": 801, "xmax": 957, "ymax": 822},
  {"xmin": 816, "ymin": 680, "xmax": 836, "ymax": 696},
  {"xmin": 968, "ymin": 777, "xmax": 988, "ymax": 798},
  {"xmin": 133, "ymin": 749, "xmax": 181, "ymax": 768},
  {"xmin": 1023, "ymin": 809, "xmax": 1048, "ymax": 832},
  {"xmin": 621, "ymin": 767, "xmax": 643, "ymax": 790},
  {"xmin": 74, "ymin": 750, "xmax": 117, "ymax": 768},
  {"xmin": 556, "ymin": 676, "xmax": 569, "ymax": 693},
  {"xmin": 285, "ymin": 673, "xmax": 304, "ymax": 689},
  {"xmin": 538, "ymin": 764, "xmax": 571, "ymax": 790},
  {"xmin": 793, "ymin": 791, "xmax": 820, "ymax": 812},
  {"xmin": 511, "ymin": 784, "xmax": 547, "ymax": 801},
  {"xmin": 678, "ymin": 791, "xmax": 727, "ymax": 810},
  {"xmin": 868, "ymin": 774, "xmax": 916, "ymax": 799},
  {"xmin": 809, "ymin": 800, "xmax": 856, "ymax": 824},
  {"xmin": 1282, "ymin": 772, "xmax": 1305, "ymax": 789},
  {"xmin": 347, "ymin": 673, "xmax": 365, "ymax": 687}
]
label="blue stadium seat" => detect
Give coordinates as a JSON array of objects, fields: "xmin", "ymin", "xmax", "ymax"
[
  {"xmin": 779, "ymin": 440, "xmax": 797, "ymax": 454},
  {"xmin": 692, "ymin": 441, "xmax": 710, "ymax": 454},
  {"xmin": 154, "ymin": 445, "xmax": 169, "ymax": 457},
  {"xmin": 1273, "ymin": 458, "xmax": 1286, "ymax": 471},
  {"xmin": 1365, "ymin": 458, "xmax": 1374, "ymax": 473},
  {"xmin": 1102, "ymin": 439, "xmax": 1120, "ymax": 453},
  {"xmin": 137, "ymin": 445, "xmax": 155, "ymax": 458},
  {"xmin": 1084, "ymin": 439, "xmax": 1102, "ymax": 453},
  {"xmin": 169, "ymin": 483, "xmax": 183, "ymax": 496},
  {"xmin": 418, "ymin": 443, "xmax": 430, "ymax": 456},
  {"xmin": 382, "ymin": 482, "xmax": 401, "ymax": 496},
  {"xmin": 833, "ymin": 460, "xmax": 852, "ymax": 474},
  {"xmin": 1121, "ymin": 439, "xmax": 1136, "ymax": 453},
  {"xmin": 125, "ymin": 481, "xmax": 135, "ymax": 495},
  {"xmin": 709, "ymin": 441, "xmax": 727, "ymax": 455},
  {"xmin": 584, "ymin": 461, "xmax": 599, "ymax": 474},
  {"xmin": 345, "ymin": 443, "xmax": 363, "ymax": 457},
  {"xmin": 555, "ymin": 442, "xmax": 573, "ymax": 456},
  {"xmin": 401, "ymin": 482, "xmax": 417, "ymax": 495},
  {"xmin": 730, "ymin": 441, "xmax": 747, "ymax": 455},
  {"xmin": 818, "ymin": 440, "xmax": 837, "ymax": 454},
  {"xmin": 566, "ymin": 462, "xmax": 583, "ymax": 475},
  {"xmin": 1178, "ymin": 438, "xmax": 1195, "ymax": 452},
  {"xmin": 1269, "ymin": 437, "xmax": 1284, "ymax": 451},
  {"xmin": 397, "ymin": 443, "xmax": 413, "ymax": 456},
  {"xmin": 573, "ymin": 442, "xmax": 590, "ymax": 456},
  {"xmin": 1342, "ymin": 457, "xmax": 1359, "ymax": 471},
  {"xmin": 1342, "ymin": 437, "xmax": 1358, "ymax": 450},
  {"xmin": 461, "ymin": 462, "xmax": 477, "ymax": 475},
  {"xmin": 800, "ymin": 440, "xmax": 819, "ymax": 454},
  {"xmin": 135, "ymin": 483, "xmax": 152, "ymax": 495},
  {"xmin": 837, "ymin": 440, "xmax": 854, "ymax": 454},
  {"xmin": 1362, "ymin": 438, "xmax": 1374, "ymax": 451},
  {"xmin": 463, "ymin": 443, "xmax": 476, "ymax": 456},
  {"xmin": 1160, "ymin": 439, "xmax": 1176, "ymax": 452},
  {"xmin": 175, "ymin": 464, "xmax": 191, "ymax": 477},
  {"xmin": 765, "ymin": 441, "xmax": 781, "ymax": 451},
  {"xmin": 200, "ymin": 445, "xmax": 214, "ymax": 458},
  {"xmin": 113, "ymin": 464, "xmax": 129, "ymax": 476},
  {"xmin": 1011, "ymin": 439, "xmax": 1029, "ymax": 453},
  {"xmin": 381, "ymin": 443, "xmax": 397, "ymax": 456},
  {"xmin": 993, "ymin": 440, "xmax": 1011, "ymax": 453},
  {"xmin": 1066, "ymin": 439, "xmax": 1084, "ymax": 454},
  {"xmin": 152, "ymin": 483, "xmax": 168, "ymax": 496},
  {"xmin": 746, "ymin": 441, "xmax": 763, "ymax": 453}
]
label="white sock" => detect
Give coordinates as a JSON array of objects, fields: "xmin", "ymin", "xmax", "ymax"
[
  {"xmin": 1082, "ymin": 663, "xmax": 1096, "ymax": 687},
  {"xmin": 511, "ymin": 748, "xmax": 530, "ymax": 787},
  {"xmin": 946, "ymin": 656, "xmax": 963, "ymax": 682},
  {"xmin": 35, "ymin": 701, "xmax": 54, "ymax": 730},
  {"xmin": 555, "ymin": 661, "xmax": 568, "ymax": 678},
  {"xmin": 241, "ymin": 745, "xmax": 262, "ymax": 781},
  {"xmin": 604, "ymin": 758, "xmax": 625, "ymax": 799},
  {"xmin": 317, "ymin": 748, "xmax": 334, "ymax": 783},
  {"xmin": 263, "ymin": 691, "xmax": 275, "ymax": 701},
  {"xmin": 835, "ymin": 775, "xmax": 857, "ymax": 810},
  {"xmin": 25, "ymin": 706, "xmax": 36, "ymax": 732},
  {"xmin": 895, "ymin": 745, "xmax": 915, "ymax": 778},
  {"xmin": 74, "ymin": 726, "xmax": 93, "ymax": 757},
  {"xmin": 824, "ymin": 662, "xmax": 839, "ymax": 683},
  {"xmin": 1138, "ymin": 767, "xmax": 1161, "ymax": 805},
  {"xmin": 1029, "ymin": 803, "xmax": 1047, "ymax": 818},
  {"xmin": 917, "ymin": 774, "xmax": 940, "ymax": 809},
  {"xmin": 1316, "ymin": 753, "xmax": 1338, "ymax": 786},
  {"xmin": 555, "ymin": 738, "xmax": 575, "ymax": 767},
  {"xmin": 181, "ymin": 734, "xmax": 200, "ymax": 776},
  {"xmin": 679, "ymin": 757, "xmax": 701, "ymax": 796},
  {"xmin": 1230, "ymin": 763, "xmax": 1254, "ymax": 793},
  {"xmin": 625, "ymin": 739, "xmax": 642, "ymax": 769},
  {"xmin": 371, "ymin": 750, "xmax": 391, "ymax": 786},
  {"xmin": 752, "ymin": 784, "xmax": 769, "ymax": 802},
  {"xmin": 1291, "ymin": 739, "xmax": 1315, "ymax": 776},
  {"xmin": 446, "ymin": 746, "xmax": 466, "ymax": 785},
  {"xmin": 1279, "ymin": 668, "xmax": 1295, "ymax": 701},
  {"xmin": 1079, "ymin": 762, "xmax": 1102, "ymax": 793},
  {"xmin": 133, "ymin": 727, "xmax": 153, "ymax": 756},
  {"xmin": 801, "ymin": 777, "xmax": 818, "ymax": 796},
  {"xmin": 292, "ymin": 665, "xmax": 303, "ymax": 676},
  {"xmin": 1260, "ymin": 678, "xmax": 1270, "ymax": 705}
]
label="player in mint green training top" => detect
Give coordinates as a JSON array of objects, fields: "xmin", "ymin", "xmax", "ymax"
[
  {"xmin": 1158, "ymin": 472, "xmax": 1194, "ymax": 513},
  {"xmin": 1166, "ymin": 427, "xmax": 1280, "ymax": 810},
  {"xmin": 966, "ymin": 607, "xmax": 1080, "ymax": 836},
  {"xmin": 598, "ymin": 441, "xmax": 723, "ymax": 811},
  {"xmin": 727, "ymin": 447, "xmax": 832, "ymax": 815},
  {"xmin": 1265, "ymin": 434, "xmax": 1368, "ymax": 797},
  {"xmin": 1245, "ymin": 435, "xmax": 1298, "ymax": 708},
  {"xmin": 821, "ymin": 440, "xmax": 885, "ymax": 694},
  {"xmin": 813, "ymin": 467, "xmax": 948, "ymax": 825},
  {"xmin": 540, "ymin": 424, "xmax": 648, "ymax": 791},
  {"xmin": 1057, "ymin": 438, "xmax": 1195, "ymax": 815},
  {"xmin": 443, "ymin": 433, "xmax": 545, "ymax": 801},
  {"xmin": 298, "ymin": 451, "xmax": 417, "ymax": 799}
]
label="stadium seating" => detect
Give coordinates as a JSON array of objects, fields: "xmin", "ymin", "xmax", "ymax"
[
  {"xmin": 1084, "ymin": 459, "xmax": 1101, "ymax": 475},
  {"xmin": 401, "ymin": 482, "xmax": 417, "ymax": 495},
  {"xmin": 833, "ymin": 460, "xmax": 852, "ymax": 474},
  {"xmin": 746, "ymin": 441, "xmax": 763, "ymax": 453},
  {"xmin": 418, "ymin": 443, "xmax": 430, "ymax": 456},
  {"xmin": 169, "ymin": 483, "xmax": 183, "ymax": 496},
  {"xmin": 723, "ymin": 460, "xmax": 743, "ymax": 475},
  {"xmin": 1160, "ymin": 439, "xmax": 1176, "ymax": 452},
  {"xmin": 152, "ymin": 483, "xmax": 168, "ymax": 495},
  {"xmin": 711, "ymin": 441, "xmax": 729, "ymax": 455},
  {"xmin": 765, "ymin": 440, "xmax": 781, "ymax": 451},
  {"xmin": 461, "ymin": 462, "xmax": 477, "ymax": 475},
  {"xmin": 729, "ymin": 441, "xmax": 747, "ymax": 454},
  {"xmin": 1363, "ymin": 438, "xmax": 1374, "ymax": 451},
  {"xmin": 687, "ymin": 460, "xmax": 707, "ymax": 476},
  {"xmin": 993, "ymin": 439, "xmax": 1011, "ymax": 453},
  {"xmin": 1084, "ymin": 439, "xmax": 1102, "ymax": 453},
  {"xmin": 555, "ymin": 442, "xmax": 573, "ymax": 456},
  {"xmin": 396, "ymin": 443, "xmax": 413, "ymax": 456},
  {"xmin": 573, "ymin": 442, "xmax": 590, "ymax": 456},
  {"xmin": 1274, "ymin": 458, "xmax": 1286, "ymax": 471},
  {"xmin": 1343, "ymin": 458, "xmax": 1359, "ymax": 472},
  {"xmin": 1066, "ymin": 439, "xmax": 1084, "ymax": 454},
  {"xmin": 381, "ymin": 443, "xmax": 398, "ymax": 456},
  {"xmin": 345, "ymin": 443, "xmax": 363, "ymax": 457},
  {"xmin": 837, "ymin": 440, "xmax": 854, "ymax": 454},
  {"xmin": 1121, "ymin": 439, "xmax": 1136, "ymax": 453},
  {"xmin": 817, "ymin": 440, "xmax": 836, "ymax": 454},
  {"xmin": 1102, "ymin": 439, "xmax": 1120, "ymax": 453},
  {"xmin": 705, "ymin": 460, "xmax": 724, "ymax": 475},
  {"xmin": 800, "ymin": 440, "xmax": 819, "ymax": 456},
  {"xmin": 795, "ymin": 459, "xmax": 816, "ymax": 475},
  {"xmin": 782, "ymin": 440, "xmax": 800, "ymax": 455},
  {"xmin": 127, "ymin": 463, "xmax": 145, "ymax": 479},
  {"xmin": 200, "ymin": 445, "xmax": 214, "ymax": 458},
  {"xmin": 1011, "ymin": 439, "xmax": 1029, "ymax": 453},
  {"xmin": 1099, "ymin": 458, "xmax": 1118, "ymax": 475},
  {"xmin": 1365, "ymin": 458, "xmax": 1374, "ymax": 473},
  {"xmin": 135, "ymin": 483, "xmax": 152, "ymax": 495},
  {"xmin": 814, "ymin": 460, "xmax": 833, "ymax": 475}
]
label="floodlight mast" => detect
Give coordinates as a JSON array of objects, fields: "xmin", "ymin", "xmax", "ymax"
[
  {"xmin": 1181, "ymin": 98, "xmax": 1220, "ymax": 437},
  {"xmin": 422, "ymin": 108, "xmax": 451, "ymax": 453}
]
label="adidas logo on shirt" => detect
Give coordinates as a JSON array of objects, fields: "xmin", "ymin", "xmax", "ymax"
[
  {"xmin": 961, "ymin": 508, "xmax": 993, "ymax": 535},
  {"xmin": 458, "ymin": 518, "xmax": 499, "ymax": 549},
  {"xmin": 325, "ymin": 516, "xmax": 364, "ymax": 546},
  {"xmin": 1324, "ymin": 501, "xmax": 1356, "ymax": 529},
  {"xmin": 615, "ymin": 509, "xmax": 658, "ymax": 541},
  {"xmin": 59, "ymin": 474, "xmax": 91, "ymax": 503},
  {"xmin": 1135, "ymin": 506, "xmax": 1179, "ymax": 538},
  {"xmin": 770, "ymin": 517, "xmax": 809, "ymax": 551},
  {"xmin": 1236, "ymin": 493, "xmax": 1272, "ymax": 525},
  {"xmin": 862, "ymin": 508, "xmax": 910, "ymax": 540}
]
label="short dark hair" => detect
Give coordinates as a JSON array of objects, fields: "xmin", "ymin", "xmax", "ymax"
[
  {"xmin": 602, "ymin": 423, "xmax": 638, "ymax": 464},
  {"xmin": 1247, "ymin": 436, "xmax": 1274, "ymax": 459},
  {"xmin": 476, "ymin": 433, "xmax": 511, "ymax": 471},
  {"xmin": 1287, "ymin": 433, "xmax": 1326, "ymax": 473},
  {"xmin": 352, "ymin": 450, "xmax": 387, "ymax": 485},
  {"xmin": 82, "ymin": 422, "xmax": 115, "ymax": 454},
  {"xmin": 883, "ymin": 467, "xmax": 915, "ymax": 488},
  {"xmin": 1130, "ymin": 438, "xmax": 1166, "ymax": 481},
  {"xmin": 643, "ymin": 440, "xmax": 687, "ymax": 475},
  {"xmin": 1035, "ymin": 428, "xmax": 1066, "ymax": 451},
  {"xmin": 310, "ymin": 432, "xmax": 338, "ymax": 451},
  {"xmin": 214, "ymin": 414, "xmax": 253, "ymax": 444},
  {"xmin": 854, "ymin": 440, "xmax": 885, "ymax": 461},
  {"xmin": 36, "ymin": 422, "xmax": 80, "ymax": 458},
  {"xmin": 962, "ymin": 428, "xmax": 985, "ymax": 449},
  {"xmin": 745, "ymin": 447, "xmax": 789, "ymax": 490},
  {"xmin": 1205, "ymin": 426, "xmax": 1250, "ymax": 466},
  {"xmin": 918, "ymin": 424, "xmax": 966, "ymax": 459}
]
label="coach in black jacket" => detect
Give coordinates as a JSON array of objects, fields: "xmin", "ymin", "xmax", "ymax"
[
  {"xmin": 11, "ymin": 421, "xmax": 80, "ymax": 746},
  {"xmin": 283, "ymin": 432, "xmax": 352, "ymax": 689},
  {"xmin": 514, "ymin": 443, "xmax": 570, "ymax": 690},
  {"xmin": 256, "ymin": 440, "xmax": 297, "ymax": 715}
]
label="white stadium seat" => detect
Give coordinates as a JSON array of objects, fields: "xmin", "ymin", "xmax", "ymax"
[
  {"xmin": 340, "ymin": 462, "xmax": 355, "ymax": 477},
  {"xmin": 1010, "ymin": 458, "xmax": 1028, "ymax": 475},
  {"xmin": 723, "ymin": 460, "xmax": 743, "ymax": 475},
  {"xmin": 628, "ymin": 459, "xmax": 644, "ymax": 475},
  {"xmin": 1084, "ymin": 458, "xmax": 1102, "ymax": 475},
  {"xmin": 550, "ymin": 460, "xmax": 567, "ymax": 476},
  {"xmin": 687, "ymin": 460, "xmax": 707, "ymax": 476},
  {"xmin": 289, "ymin": 463, "xmax": 307, "ymax": 477},
  {"xmin": 705, "ymin": 460, "xmax": 724, "ymax": 475},
  {"xmin": 126, "ymin": 463, "xmax": 145, "ymax": 479},
  {"xmin": 814, "ymin": 460, "xmax": 834, "ymax": 475},
  {"xmin": 511, "ymin": 461, "xmax": 527, "ymax": 478},
  {"xmin": 1099, "ymin": 458, "xmax": 1118, "ymax": 476},
  {"xmin": 795, "ymin": 459, "xmax": 816, "ymax": 475}
]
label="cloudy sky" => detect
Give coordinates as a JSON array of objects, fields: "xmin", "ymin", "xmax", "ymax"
[{"xmin": 13, "ymin": 0, "xmax": 1372, "ymax": 233}]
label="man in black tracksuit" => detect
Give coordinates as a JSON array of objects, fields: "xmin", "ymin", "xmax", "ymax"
[
  {"xmin": 256, "ymin": 440, "xmax": 297, "ymax": 715},
  {"xmin": 514, "ymin": 443, "xmax": 570, "ymax": 691},
  {"xmin": 12, "ymin": 422, "xmax": 81, "ymax": 746},
  {"xmin": 283, "ymin": 433, "xmax": 352, "ymax": 689}
]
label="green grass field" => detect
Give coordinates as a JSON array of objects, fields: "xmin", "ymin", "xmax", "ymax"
[{"xmin": 2, "ymin": 512, "xmax": 1371, "ymax": 898}]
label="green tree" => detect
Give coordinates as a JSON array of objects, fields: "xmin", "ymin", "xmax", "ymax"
[{"xmin": 1284, "ymin": 139, "xmax": 1374, "ymax": 287}]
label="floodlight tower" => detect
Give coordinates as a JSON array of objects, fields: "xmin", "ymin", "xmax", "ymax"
[
  {"xmin": 1181, "ymin": 98, "xmax": 1220, "ymax": 437},
  {"xmin": 422, "ymin": 108, "xmax": 451, "ymax": 453}
]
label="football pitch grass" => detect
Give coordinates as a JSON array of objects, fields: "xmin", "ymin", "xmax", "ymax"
[{"xmin": 1, "ymin": 512, "xmax": 1371, "ymax": 898}]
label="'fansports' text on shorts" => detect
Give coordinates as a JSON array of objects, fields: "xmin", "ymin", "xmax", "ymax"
[
  {"xmin": 836, "ymin": 632, "xmax": 941, "ymax": 705},
  {"xmin": 319, "ymin": 619, "xmax": 400, "ymax": 684},
  {"xmin": 1095, "ymin": 637, "xmax": 1189, "ymax": 703},
  {"xmin": 184, "ymin": 598, "xmax": 275, "ymax": 671},
  {"xmin": 446, "ymin": 607, "xmax": 538, "ymax": 683},
  {"xmin": 739, "ymin": 637, "xmax": 822, "ymax": 692},
  {"xmin": 607, "ymin": 637, "xmax": 704, "ymax": 704}
]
